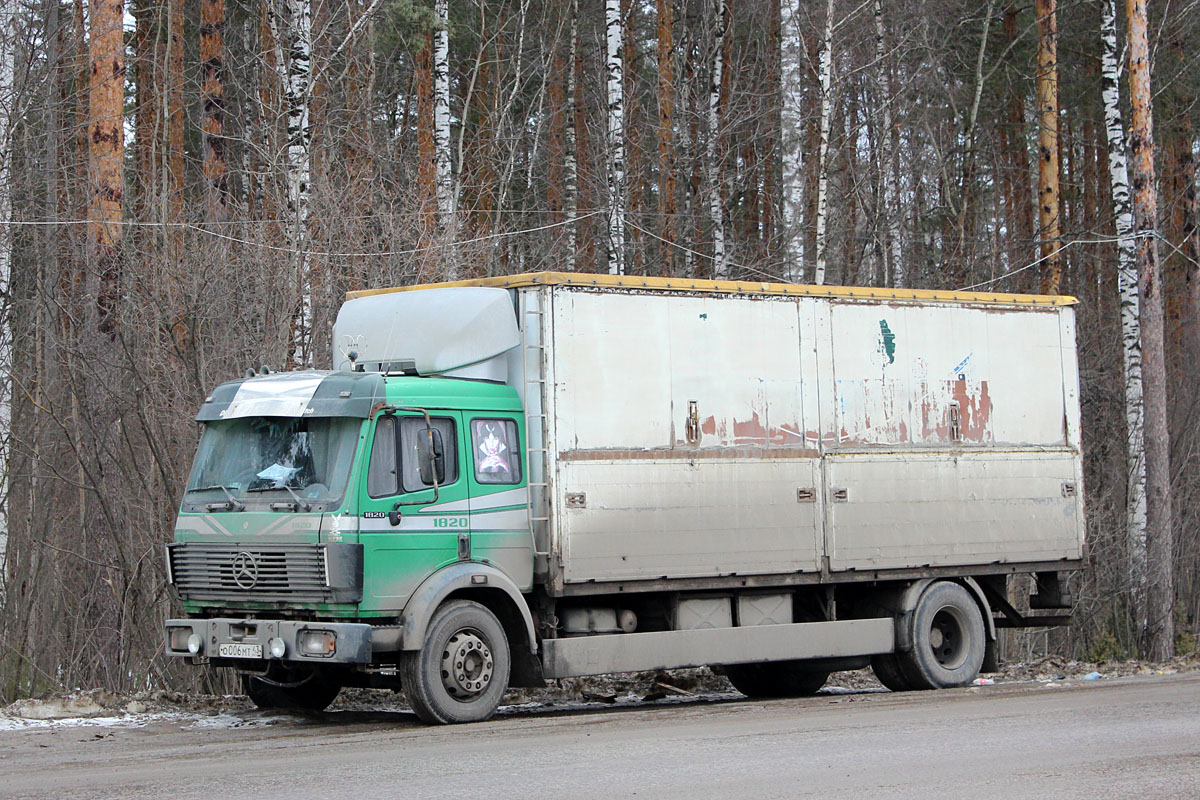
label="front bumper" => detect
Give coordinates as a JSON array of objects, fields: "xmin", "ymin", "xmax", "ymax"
[{"xmin": 165, "ymin": 618, "xmax": 402, "ymax": 665}]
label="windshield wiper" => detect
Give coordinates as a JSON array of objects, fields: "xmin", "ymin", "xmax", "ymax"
[
  {"xmin": 191, "ymin": 484, "xmax": 245, "ymax": 512},
  {"xmin": 246, "ymin": 483, "xmax": 312, "ymax": 512}
]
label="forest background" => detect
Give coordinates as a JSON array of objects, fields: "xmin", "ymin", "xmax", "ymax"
[{"xmin": 0, "ymin": 0, "xmax": 1196, "ymax": 700}]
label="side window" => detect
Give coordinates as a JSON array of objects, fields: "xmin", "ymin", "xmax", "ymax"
[
  {"xmin": 471, "ymin": 419, "xmax": 521, "ymax": 485},
  {"xmin": 399, "ymin": 417, "xmax": 458, "ymax": 492},
  {"xmin": 367, "ymin": 416, "xmax": 398, "ymax": 497}
]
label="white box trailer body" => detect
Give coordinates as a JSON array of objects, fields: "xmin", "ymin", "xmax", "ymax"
[{"xmin": 473, "ymin": 278, "xmax": 1085, "ymax": 595}]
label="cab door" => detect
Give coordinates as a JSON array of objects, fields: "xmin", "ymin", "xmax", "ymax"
[
  {"xmin": 465, "ymin": 415, "xmax": 533, "ymax": 591},
  {"xmin": 357, "ymin": 411, "xmax": 470, "ymax": 612}
]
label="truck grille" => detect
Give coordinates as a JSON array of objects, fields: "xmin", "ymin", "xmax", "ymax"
[{"xmin": 168, "ymin": 543, "xmax": 330, "ymax": 603}]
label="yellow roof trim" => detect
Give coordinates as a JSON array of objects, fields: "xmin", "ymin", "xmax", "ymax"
[{"xmin": 346, "ymin": 271, "xmax": 1078, "ymax": 307}]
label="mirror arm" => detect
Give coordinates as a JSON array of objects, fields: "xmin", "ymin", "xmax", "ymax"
[{"xmin": 390, "ymin": 406, "xmax": 441, "ymax": 507}]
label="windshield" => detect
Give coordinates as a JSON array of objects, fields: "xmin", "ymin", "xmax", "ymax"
[{"xmin": 184, "ymin": 416, "xmax": 361, "ymax": 508}]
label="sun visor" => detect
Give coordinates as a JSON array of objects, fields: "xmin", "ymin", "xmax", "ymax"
[
  {"xmin": 196, "ymin": 370, "xmax": 385, "ymax": 421},
  {"xmin": 332, "ymin": 287, "xmax": 520, "ymax": 377}
]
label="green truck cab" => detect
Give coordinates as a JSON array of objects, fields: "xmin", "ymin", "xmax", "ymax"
[{"xmin": 165, "ymin": 369, "xmax": 541, "ymax": 723}]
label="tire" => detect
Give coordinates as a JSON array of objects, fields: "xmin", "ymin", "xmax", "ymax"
[
  {"xmin": 870, "ymin": 653, "xmax": 914, "ymax": 692},
  {"xmin": 243, "ymin": 667, "xmax": 341, "ymax": 711},
  {"xmin": 724, "ymin": 661, "xmax": 829, "ymax": 698},
  {"xmin": 400, "ymin": 600, "xmax": 511, "ymax": 724},
  {"xmin": 895, "ymin": 581, "xmax": 986, "ymax": 690}
]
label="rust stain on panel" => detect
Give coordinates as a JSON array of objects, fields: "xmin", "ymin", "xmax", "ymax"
[
  {"xmin": 920, "ymin": 379, "xmax": 993, "ymax": 442},
  {"xmin": 732, "ymin": 412, "xmax": 769, "ymax": 444},
  {"xmin": 559, "ymin": 447, "xmax": 821, "ymax": 461}
]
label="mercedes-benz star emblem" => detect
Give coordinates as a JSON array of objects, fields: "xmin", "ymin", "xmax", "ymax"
[{"xmin": 231, "ymin": 551, "xmax": 259, "ymax": 590}]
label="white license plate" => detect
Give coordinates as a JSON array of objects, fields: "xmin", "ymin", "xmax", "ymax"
[{"xmin": 218, "ymin": 642, "xmax": 263, "ymax": 659}]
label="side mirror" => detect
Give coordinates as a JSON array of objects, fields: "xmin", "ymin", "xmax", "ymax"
[{"xmin": 416, "ymin": 428, "xmax": 444, "ymax": 487}]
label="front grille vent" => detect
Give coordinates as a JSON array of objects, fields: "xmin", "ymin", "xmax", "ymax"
[{"xmin": 169, "ymin": 543, "xmax": 330, "ymax": 603}]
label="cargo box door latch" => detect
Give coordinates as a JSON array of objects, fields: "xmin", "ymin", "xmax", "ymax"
[
  {"xmin": 685, "ymin": 400, "xmax": 700, "ymax": 444},
  {"xmin": 1061, "ymin": 481, "xmax": 1078, "ymax": 498},
  {"xmin": 566, "ymin": 492, "xmax": 587, "ymax": 509},
  {"xmin": 796, "ymin": 488, "xmax": 817, "ymax": 503},
  {"xmin": 832, "ymin": 488, "xmax": 849, "ymax": 503}
]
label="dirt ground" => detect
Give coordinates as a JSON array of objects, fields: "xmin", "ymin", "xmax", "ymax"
[{"xmin": 4, "ymin": 652, "xmax": 1198, "ymax": 722}]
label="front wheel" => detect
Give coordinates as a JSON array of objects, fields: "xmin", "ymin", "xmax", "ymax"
[
  {"xmin": 242, "ymin": 667, "xmax": 341, "ymax": 711},
  {"xmin": 724, "ymin": 661, "xmax": 829, "ymax": 698},
  {"xmin": 895, "ymin": 581, "xmax": 986, "ymax": 690},
  {"xmin": 400, "ymin": 600, "xmax": 511, "ymax": 724}
]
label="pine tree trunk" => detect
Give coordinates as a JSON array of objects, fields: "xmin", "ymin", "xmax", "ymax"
[
  {"xmin": 132, "ymin": 0, "xmax": 157, "ymax": 223},
  {"xmin": 574, "ymin": 7, "xmax": 594, "ymax": 272},
  {"xmin": 201, "ymin": 0, "xmax": 227, "ymax": 220},
  {"xmin": 1002, "ymin": 3, "xmax": 1035, "ymax": 288},
  {"xmin": 605, "ymin": 0, "xmax": 626, "ymax": 275},
  {"xmin": 657, "ymin": 0, "xmax": 677, "ymax": 277},
  {"xmin": 416, "ymin": 32, "xmax": 436, "ymax": 234},
  {"xmin": 89, "ymin": 0, "xmax": 125, "ymax": 334},
  {"xmin": 952, "ymin": 0, "xmax": 995, "ymax": 288},
  {"xmin": 1125, "ymin": 0, "xmax": 1174, "ymax": 660},
  {"xmin": 1036, "ymin": 0, "xmax": 1062, "ymax": 294},
  {"xmin": 167, "ymin": 0, "xmax": 185, "ymax": 241},
  {"xmin": 548, "ymin": 20, "xmax": 566, "ymax": 227}
]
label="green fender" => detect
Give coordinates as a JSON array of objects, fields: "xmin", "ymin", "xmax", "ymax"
[{"xmin": 400, "ymin": 561, "xmax": 537, "ymax": 654}]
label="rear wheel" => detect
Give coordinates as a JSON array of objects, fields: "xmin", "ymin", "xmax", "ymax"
[
  {"xmin": 400, "ymin": 600, "xmax": 511, "ymax": 724},
  {"xmin": 895, "ymin": 581, "xmax": 986, "ymax": 690},
  {"xmin": 242, "ymin": 667, "xmax": 341, "ymax": 711},
  {"xmin": 725, "ymin": 661, "xmax": 829, "ymax": 698}
]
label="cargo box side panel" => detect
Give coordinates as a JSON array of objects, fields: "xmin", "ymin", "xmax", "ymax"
[
  {"xmin": 827, "ymin": 303, "xmax": 1068, "ymax": 447},
  {"xmin": 825, "ymin": 451, "xmax": 1083, "ymax": 571},
  {"xmin": 559, "ymin": 458, "xmax": 823, "ymax": 581},
  {"xmin": 551, "ymin": 289, "xmax": 823, "ymax": 584},
  {"xmin": 551, "ymin": 289, "xmax": 674, "ymax": 450}
]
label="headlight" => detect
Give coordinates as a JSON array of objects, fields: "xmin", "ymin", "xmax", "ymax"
[
  {"xmin": 298, "ymin": 630, "xmax": 336, "ymax": 656},
  {"xmin": 167, "ymin": 626, "xmax": 191, "ymax": 652}
]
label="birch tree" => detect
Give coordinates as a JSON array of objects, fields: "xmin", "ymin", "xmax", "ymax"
[
  {"xmin": 873, "ymin": 0, "xmax": 902, "ymax": 288},
  {"xmin": 433, "ymin": 0, "xmax": 453, "ymax": 241},
  {"xmin": 1124, "ymin": 0, "xmax": 1174, "ymax": 659},
  {"xmin": 0, "ymin": 0, "xmax": 14, "ymax": 559},
  {"xmin": 1036, "ymin": 0, "xmax": 1062, "ymax": 294},
  {"xmin": 780, "ymin": 0, "xmax": 807, "ymax": 280},
  {"xmin": 269, "ymin": 0, "xmax": 315, "ymax": 366},
  {"xmin": 605, "ymin": 0, "xmax": 626, "ymax": 275},
  {"xmin": 1099, "ymin": 0, "xmax": 1147, "ymax": 640},
  {"xmin": 565, "ymin": 5, "xmax": 578, "ymax": 271},
  {"xmin": 707, "ymin": 0, "xmax": 727, "ymax": 278},
  {"xmin": 813, "ymin": 0, "xmax": 835, "ymax": 285}
]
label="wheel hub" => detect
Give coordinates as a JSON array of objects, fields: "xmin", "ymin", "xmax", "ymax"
[
  {"xmin": 930, "ymin": 608, "xmax": 966, "ymax": 668},
  {"xmin": 441, "ymin": 630, "xmax": 494, "ymax": 700}
]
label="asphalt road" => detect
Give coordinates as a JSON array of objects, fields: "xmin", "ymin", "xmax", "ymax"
[{"xmin": 3, "ymin": 673, "xmax": 1198, "ymax": 799}]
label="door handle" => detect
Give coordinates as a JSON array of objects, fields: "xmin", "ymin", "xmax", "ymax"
[{"xmin": 388, "ymin": 503, "xmax": 402, "ymax": 526}]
